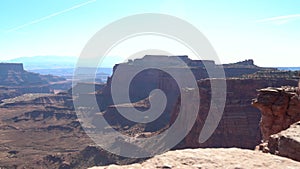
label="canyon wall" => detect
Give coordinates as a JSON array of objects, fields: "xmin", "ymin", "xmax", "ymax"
[
  {"xmin": 252, "ymin": 86, "xmax": 300, "ymax": 161},
  {"xmin": 0, "ymin": 63, "xmax": 68, "ymax": 101},
  {"xmin": 0, "ymin": 63, "xmax": 24, "ymax": 73},
  {"xmin": 171, "ymin": 79, "xmax": 298, "ymax": 149},
  {"xmin": 92, "ymin": 56, "xmax": 299, "ymax": 149},
  {"xmin": 99, "ymin": 77, "xmax": 298, "ymax": 149},
  {"xmin": 96, "ymin": 56, "xmax": 278, "ymax": 132},
  {"xmin": 252, "ymin": 87, "xmax": 300, "ymax": 141}
]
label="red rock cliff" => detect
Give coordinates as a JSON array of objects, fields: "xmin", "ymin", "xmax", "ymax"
[
  {"xmin": 252, "ymin": 86, "xmax": 300, "ymax": 141},
  {"xmin": 171, "ymin": 79, "xmax": 298, "ymax": 149},
  {"xmin": 252, "ymin": 86, "xmax": 300, "ymax": 161}
]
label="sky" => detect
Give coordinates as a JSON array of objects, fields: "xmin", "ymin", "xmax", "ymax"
[{"xmin": 0, "ymin": 0, "xmax": 299, "ymax": 67}]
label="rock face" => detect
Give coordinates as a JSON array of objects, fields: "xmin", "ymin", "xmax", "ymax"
[
  {"xmin": 90, "ymin": 56, "xmax": 298, "ymax": 149},
  {"xmin": 0, "ymin": 63, "xmax": 61, "ymax": 86},
  {"xmin": 96, "ymin": 56, "xmax": 278, "ymax": 128},
  {"xmin": 0, "ymin": 63, "xmax": 24, "ymax": 73},
  {"xmin": 252, "ymin": 86, "xmax": 300, "ymax": 141},
  {"xmin": 112, "ymin": 56, "xmax": 274, "ymax": 79},
  {"xmin": 89, "ymin": 148, "xmax": 300, "ymax": 169},
  {"xmin": 252, "ymin": 86, "xmax": 300, "ymax": 161},
  {"xmin": 268, "ymin": 122, "xmax": 300, "ymax": 162},
  {"xmin": 0, "ymin": 63, "xmax": 68, "ymax": 101},
  {"xmin": 172, "ymin": 79, "xmax": 298, "ymax": 149},
  {"xmin": 222, "ymin": 59, "xmax": 275, "ymax": 77}
]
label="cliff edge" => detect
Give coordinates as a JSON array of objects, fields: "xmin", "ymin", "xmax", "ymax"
[
  {"xmin": 252, "ymin": 86, "xmax": 300, "ymax": 161},
  {"xmin": 89, "ymin": 148, "xmax": 300, "ymax": 169}
]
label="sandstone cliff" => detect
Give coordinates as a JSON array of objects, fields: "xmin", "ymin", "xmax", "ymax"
[
  {"xmin": 90, "ymin": 56, "xmax": 298, "ymax": 149},
  {"xmin": 252, "ymin": 86, "xmax": 300, "ymax": 161},
  {"xmin": 171, "ymin": 79, "xmax": 298, "ymax": 149},
  {"xmin": 0, "ymin": 63, "xmax": 69, "ymax": 101},
  {"xmin": 92, "ymin": 78, "xmax": 298, "ymax": 150},
  {"xmin": 252, "ymin": 86, "xmax": 300, "ymax": 141},
  {"xmin": 268, "ymin": 121, "xmax": 300, "ymax": 162}
]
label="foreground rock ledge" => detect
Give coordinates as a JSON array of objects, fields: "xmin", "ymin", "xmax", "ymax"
[
  {"xmin": 252, "ymin": 86, "xmax": 300, "ymax": 161},
  {"xmin": 89, "ymin": 148, "xmax": 300, "ymax": 169},
  {"xmin": 268, "ymin": 121, "xmax": 300, "ymax": 161}
]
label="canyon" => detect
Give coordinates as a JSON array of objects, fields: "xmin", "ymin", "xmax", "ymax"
[
  {"xmin": 0, "ymin": 56, "xmax": 299, "ymax": 168},
  {"xmin": 91, "ymin": 56, "xmax": 298, "ymax": 150},
  {"xmin": 0, "ymin": 63, "xmax": 71, "ymax": 101}
]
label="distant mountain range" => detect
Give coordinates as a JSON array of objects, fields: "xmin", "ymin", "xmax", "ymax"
[
  {"xmin": 4, "ymin": 55, "xmax": 123, "ymax": 70},
  {"xmin": 6, "ymin": 56, "xmax": 77, "ymax": 70}
]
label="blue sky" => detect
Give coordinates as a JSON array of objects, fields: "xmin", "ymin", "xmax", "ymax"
[{"xmin": 0, "ymin": 0, "xmax": 299, "ymax": 67}]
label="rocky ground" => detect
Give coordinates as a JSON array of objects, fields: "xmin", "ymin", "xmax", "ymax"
[
  {"xmin": 268, "ymin": 121, "xmax": 300, "ymax": 161},
  {"xmin": 0, "ymin": 93, "xmax": 93, "ymax": 168},
  {"xmin": 89, "ymin": 148, "xmax": 300, "ymax": 169}
]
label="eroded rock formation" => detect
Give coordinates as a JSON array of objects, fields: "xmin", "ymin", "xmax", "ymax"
[
  {"xmin": 0, "ymin": 63, "xmax": 69, "ymax": 101},
  {"xmin": 252, "ymin": 86, "xmax": 300, "ymax": 161},
  {"xmin": 90, "ymin": 56, "xmax": 298, "ymax": 149},
  {"xmin": 252, "ymin": 86, "xmax": 300, "ymax": 141},
  {"xmin": 268, "ymin": 121, "xmax": 300, "ymax": 161},
  {"xmin": 0, "ymin": 63, "xmax": 24, "ymax": 73},
  {"xmin": 172, "ymin": 79, "xmax": 297, "ymax": 149},
  {"xmin": 1, "ymin": 56, "xmax": 299, "ymax": 168},
  {"xmin": 0, "ymin": 93, "xmax": 90, "ymax": 169}
]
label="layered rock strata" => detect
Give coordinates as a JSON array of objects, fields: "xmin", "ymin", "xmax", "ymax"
[
  {"xmin": 91, "ymin": 56, "xmax": 298, "ymax": 149},
  {"xmin": 172, "ymin": 79, "xmax": 297, "ymax": 149},
  {"xmin": 0, "ymin": 63, "xmax": 68, "ymax": 101},
  {"xmin": 252, "ymin": 86, "xmax": 300, "ymax": 161},
  {"xmin": 268, "ymin": 121, "xmax": 300, "ymax": 161},
  {"xmin": 252, "ymin": 87, "xmax": 300, "ymax": 141}
]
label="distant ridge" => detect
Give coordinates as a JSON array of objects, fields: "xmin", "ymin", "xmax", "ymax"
[
  {"xmin": 7, "ymin": 56, "xmax": 77, "ymax": 70},
  {"xmin": 5, "ymin": 55, "xmax": 123, "ymax": 70}
]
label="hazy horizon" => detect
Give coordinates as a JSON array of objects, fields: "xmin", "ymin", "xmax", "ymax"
[{"xmin": 1, "ymin": 55, "xmax": 300, "ymax": 70}]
